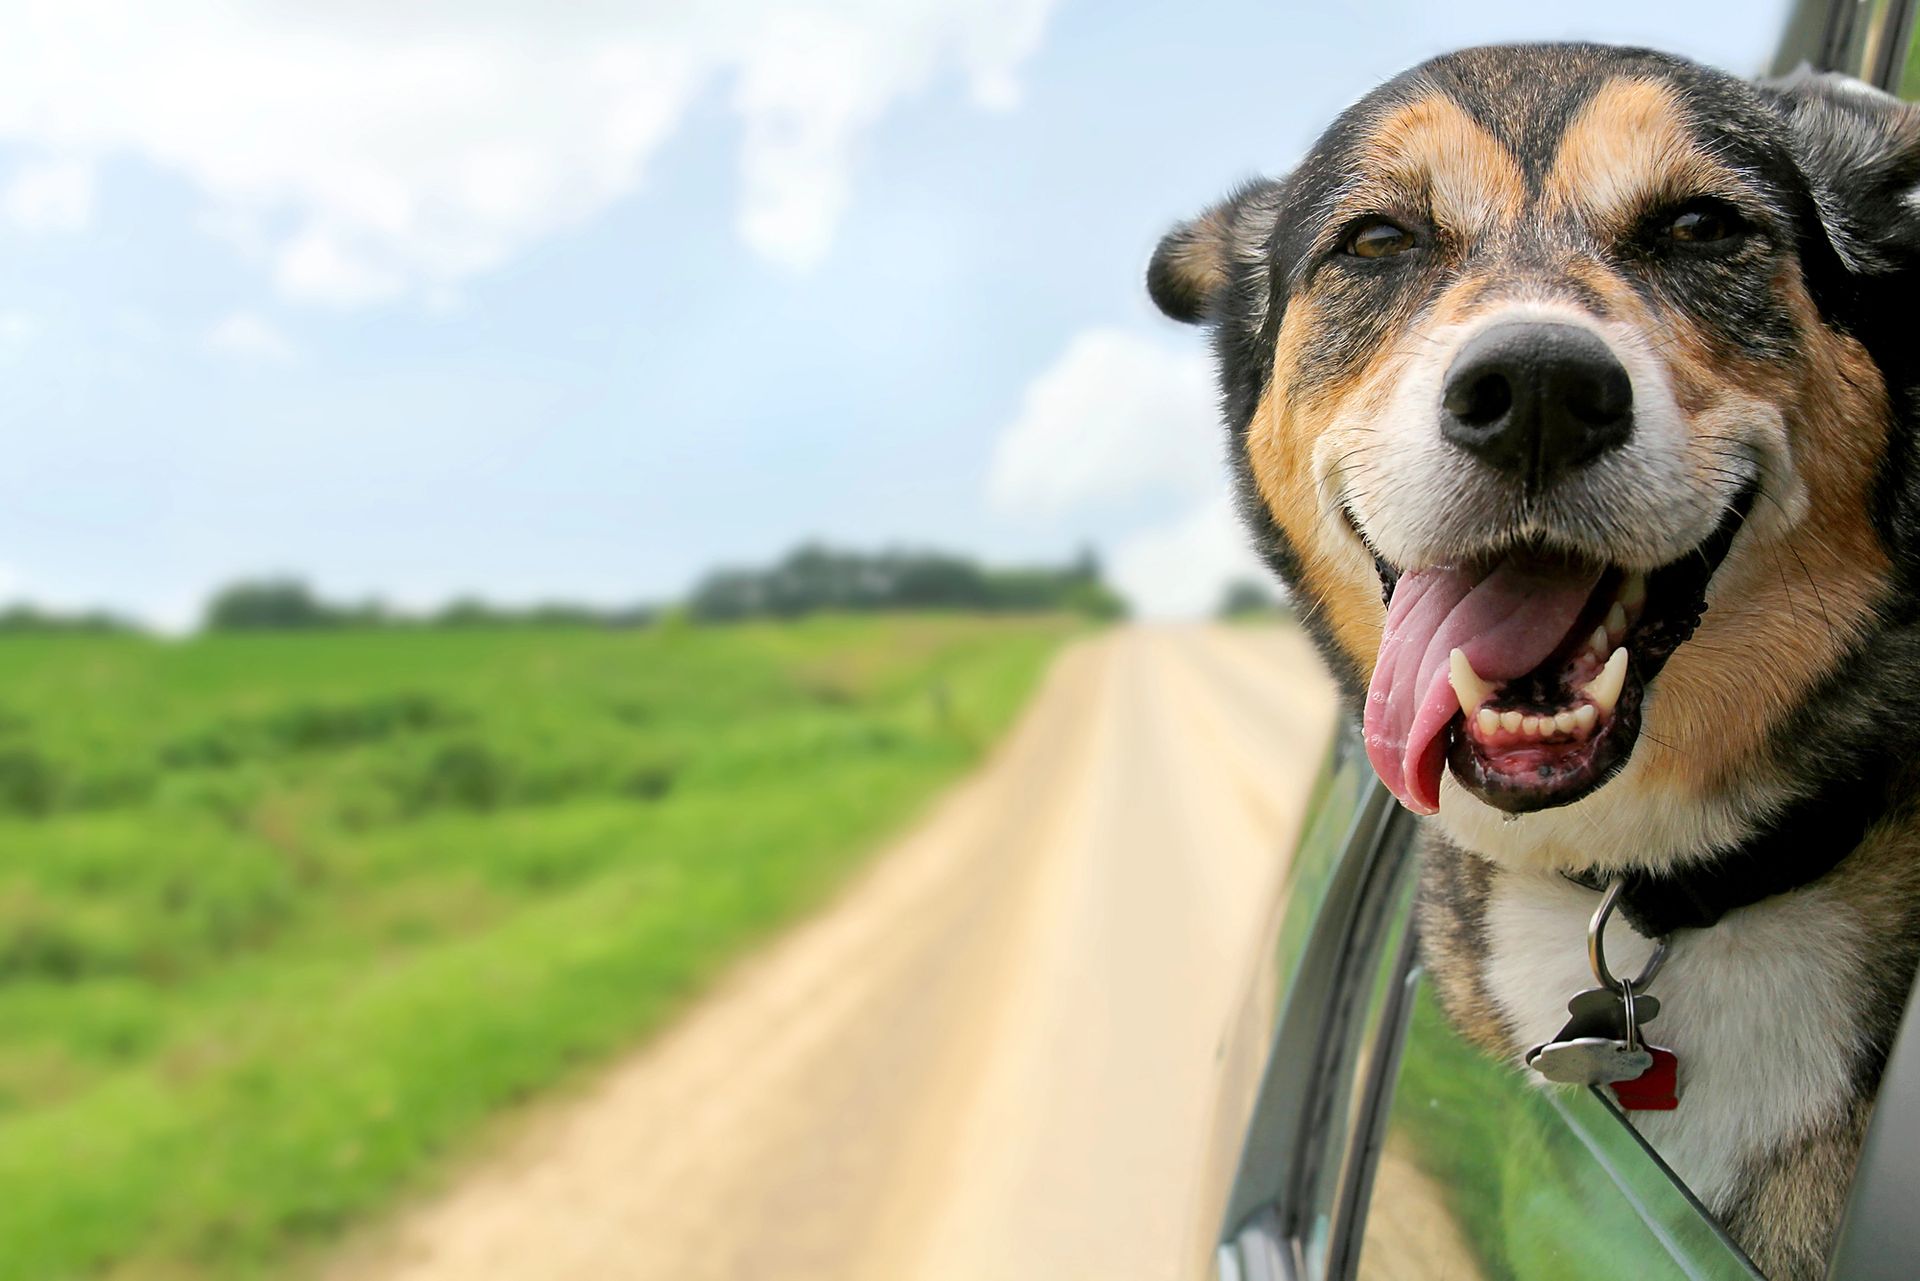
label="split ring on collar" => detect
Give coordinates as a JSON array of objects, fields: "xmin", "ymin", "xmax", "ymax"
[{"xmin": 1589, "ymin": 878, "xmax": 1670, "ymax": 994}]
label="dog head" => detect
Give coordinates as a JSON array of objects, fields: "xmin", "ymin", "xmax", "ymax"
[{"xmin": 1152, "ymin": 45, "xmax": 1920, "ymax": 868}]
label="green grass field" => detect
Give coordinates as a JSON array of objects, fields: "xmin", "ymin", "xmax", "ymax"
[{"xmin": 0, "ymin": 614, "xmax": 1079, "ymax": 1281}]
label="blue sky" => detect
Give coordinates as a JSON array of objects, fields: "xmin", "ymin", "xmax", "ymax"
[{"xmin": 0, "ymin": 0, "xmax": 1785, "ymax": 629}]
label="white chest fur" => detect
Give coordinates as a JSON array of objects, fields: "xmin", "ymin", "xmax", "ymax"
[{"xmin": 1481, "ymin": 869, "xmax": 1866, "ymax": 1211}]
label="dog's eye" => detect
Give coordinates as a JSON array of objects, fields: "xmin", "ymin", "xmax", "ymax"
[
  {"xmin": 1661, "ymin": 201, "xmax": 1744, "ymax": 245},
  {"xmin": 1344, "ymin": 219, "xmax": 1416, "ymax": 259}
]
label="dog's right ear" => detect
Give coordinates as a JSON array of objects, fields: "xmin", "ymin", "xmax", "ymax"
[
  {"xmin": 1147, "ymin": 178, "xmax": 1284, "ymax": 325},
  {"xmin": 1765, "ymin": 68, "xmax": 1920, "ymax": 277}
]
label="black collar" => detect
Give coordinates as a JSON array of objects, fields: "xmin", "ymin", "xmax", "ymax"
[{"xmin": 1564, "ymin": 762, "xmax": 1892, "ymax": 938}]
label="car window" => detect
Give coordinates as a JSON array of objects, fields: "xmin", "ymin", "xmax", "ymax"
[
  {"xmin": 1293, "ymin": 863, "xmax": 1418, "ymax": 1279},
  {"xmin": 1214, "ymin": 729, "xmax": 1422, "ymax": 1281},
  {"xmin": 1353, "ymin": 975, "xmax": 1761, "ymax": 1281},
  {"xmin": 1895, "ymin": 1, "xmax": 1920, "ymax": 96}
]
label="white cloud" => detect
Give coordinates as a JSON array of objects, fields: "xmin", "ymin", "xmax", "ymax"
[
  {"xmin": 988, "ymin": 326, "xmax": 1275, "ymax": 618},
  {"xmin": 1108, "ymin": 494, "xmax": 1268, "ymax": 619},
  {"xmin": 988, "ymin": 328, "xmax": 1218, "ymax": 515},
  {"xmin": 0, "ymin": 157, "xmax": 92, "ymax": 231},
  {"xmin": 0, "ymin": 1, "xmax": 1057, "ymax": 305},
  {"xmin": 205, "ymin": 311, "xmax": 297, "ymax": 363}
]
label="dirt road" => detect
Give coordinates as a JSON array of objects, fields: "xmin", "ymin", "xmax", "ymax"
[{"xmin": 338, "ymin": 625, "xmax": 1338, "ymax": 1281}]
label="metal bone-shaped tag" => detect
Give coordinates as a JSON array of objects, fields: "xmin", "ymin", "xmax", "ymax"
[
  {"xmin": 1530, "ymin": 1037, "xmax": 1652, "ymax": 1085},
  {"xmin": 1526, "ymin": 986, "xmax": 1661, "ymax": 1087}
]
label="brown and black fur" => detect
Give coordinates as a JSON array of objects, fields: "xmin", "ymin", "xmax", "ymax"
[{"xmin": 1151, "ymin": 44, "xmax": 1920, "ymax": 1278}]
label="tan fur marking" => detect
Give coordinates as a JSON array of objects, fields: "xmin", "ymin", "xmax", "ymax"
[
  {"xmin": 1547, "ymin": 78, "xmax": 1730, "ymax": 232},
  {"xmin": 1246, "ymin": 298, "xmax": 1385, "ymax": 671},
  {"xmin": 1414, "ymin": 834, "xmax": 1512, "ymax": 1055},
  {"xmin": 1165, "ymin": 206, "xmax": 1234, "ymax": 309},
  {"xmin": 1638, "ymin": 273, "xmax": 1891, "ymax": 796},
  {"xmin": 1342, "ymin": 92, "xmax": 1526, "ymax": 239}
]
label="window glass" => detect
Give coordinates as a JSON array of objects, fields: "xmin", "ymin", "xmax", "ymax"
[
  {"xmin": 1294, "ymin": 865, "xmax": 1416, "ymax": 1280},
  {"xmin": 1269, "ymin": 732, "xmax": 1377, "ymax": 997},
  {"xmin": 1897, "ymin": 9, "xmax": 1920, "ymax": 97},
  {"xmin": 1354, "ymin": 977, "xmax": 1760, "ymax": 1281}
]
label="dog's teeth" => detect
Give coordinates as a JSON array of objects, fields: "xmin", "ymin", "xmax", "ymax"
[
  {"xmin": 1500, "ymin": 710, "xmax": 1522, "ymax": 732},
  {"xmin": 1588, "ymin": 626, "xmax": 1609, "ymax": 655},
  {"xmin": 1622, "ymin": 572, "xmax": 1647, "ymax": 611},
  {"xmin": 1477, "ymin": 707, "xmax": 1499, "ymax": 736},
  {"xmin": 1574, "ymin": 704, "xmax": 1598, "ymax": 732},
  {"xmin": 1554, "ymin": 710, "xmax": 1577, "ymax": 734},
  {"xmin": 1448, "ymin": 647, "xmax": 1493, "ymax": 718},
  {"xmin": 1582, "ymin": 647, "xmax": 1629, "ymax": 715},
  {"xmin": 1605, "ymin": 603, "xmax": 1627, "ymax": 637}
]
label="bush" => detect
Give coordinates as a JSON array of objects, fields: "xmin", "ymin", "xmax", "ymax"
[
  {"xmin": 689, "ymin": 544, "xmax": 1126, "ymax": 621},
  {"xmin": 204, "ymin": 579, "xmax": 386, "ymax": 632}
]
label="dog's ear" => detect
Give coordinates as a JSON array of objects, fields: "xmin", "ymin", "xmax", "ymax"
[
  {"xmin": 1765, "ymin": 68, "xmax": 1920, "ymax": 276},
  {"xmin": 1147, "ymin": 178, "xmax": 1284, "ymax": 324}
]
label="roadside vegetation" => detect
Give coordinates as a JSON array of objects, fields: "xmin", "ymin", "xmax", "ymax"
[
  {"xmin": 0, "ymin": 612, "xmax": 1079, "ymax": 1280},
  {"xmin": 1215, "ymin": 577, "xmax": 1293, "ymax": 623}
]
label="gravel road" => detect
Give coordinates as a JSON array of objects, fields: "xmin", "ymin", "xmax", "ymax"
[{"xmin": 334, "ymin": 624, "xmax": 1338, "ymax": 1281}]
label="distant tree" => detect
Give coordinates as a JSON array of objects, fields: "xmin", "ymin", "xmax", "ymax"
[
  {"xmin": 0, "ymin": 604, "xmax": 137, "ymax": 634},
  {"xmin": 1217, "ymin": 578, "xmax": 1289, "ymax": 620},
  {"xmin": 432, "ymin": 597, "xmax": 502, "ymax": 628},
  {"xmin": 203, "ymin": 579, "xmax": 341, "ymax": 631},
  {"xmin": 429, "ymin": 597, "xmax": 657, "ymax": 630},
  {"xmin": 688, "ymin": 544, "xmax": 1127, "ymax": 621}
]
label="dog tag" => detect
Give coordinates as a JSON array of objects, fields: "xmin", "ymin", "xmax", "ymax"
[
  {"xmin": 1559, "ymin": 985, "xmax": 1659, "ymax": 1034},
  {"xmin": 1525, "ymin": 986, "xmax": 1659, "ymax": 1058},
  {"xmin": 1525, "ymin": 986, "xmax": 1663, "ymax": 1087},
  {"xmin": 1610, "ymin": 1047, "xmax": 1680, "ymax": 1110},
  {"xmin": 1529, "ymin": 1036, "xmax": 1654, "ymax": 1085}
]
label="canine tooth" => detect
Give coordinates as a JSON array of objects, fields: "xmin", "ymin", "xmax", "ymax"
[
  {"xmin": 1589, "ymin": 626, "xmax": 1609, "ymax": 655},
  {"xmin": 1448, "ymin": 648, "xmax": 1493, "ymax": 717},
  {"xmin": 1477, "ymin": 707, "xmax": 1500, "ymax": 736},
  {"xmin": 1554, "ymin": 710, "xmax": 1577, "ymax": 734},
  {"xmin": 1606, "ymin": 603, "xmax": 1627, "ymax": 636},
  {"xmin": 1582, "ymin": 647, "xmax": 1629, "ymax": 715},
  {"xmin": 1575, "ymin": 704, "xmax": 1598, "ymax": 732},
  {"xmin": 1623, "ymin": 572, "xmax": 1647, "ymax": 611},
  {"xmin": 1501, "ymin": 710, "xmax": 1522, "ymax": 732}
]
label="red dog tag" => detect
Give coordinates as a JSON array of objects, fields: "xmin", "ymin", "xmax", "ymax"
[{"xmin": 1609, "ymin": 1046, "xmax": 1679, "ymax": 1110}]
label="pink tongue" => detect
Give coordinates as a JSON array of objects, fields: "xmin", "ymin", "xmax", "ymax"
[{"xmin": 1363, "ymin": 559, "xmax": 1602, "ymax": 814}]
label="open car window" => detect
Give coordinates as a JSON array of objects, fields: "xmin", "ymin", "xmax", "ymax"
[
  {"xmin": 1352, "ymin": 972, "xmax": 1760, "ymax": 1280},
  {"xmin": 1215, "ymin": 733, "xmax": 1759, "ymax": 1281}
]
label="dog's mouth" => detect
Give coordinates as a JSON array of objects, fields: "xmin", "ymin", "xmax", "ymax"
[{"xmin": 1355, "ymin": 488, "xmax": 1754, "ymax": 816}]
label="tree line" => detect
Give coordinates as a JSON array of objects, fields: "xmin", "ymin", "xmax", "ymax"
[
  {"xmin": 178, "ymin": 544, "xmax": 1125, "ymax": 633},
  {"xmin": 686, "ymin": 545, "xmax": 1124, "ymax": 622}
]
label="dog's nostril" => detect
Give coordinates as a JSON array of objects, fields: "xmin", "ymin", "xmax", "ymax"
[
  {"xmin": 1565, "ymin": 360, "xmax": 1632, "ymax": 427},
  {"xmin": 1444, "ymin": 370, "xmax": 1513, "ymax": 427}
]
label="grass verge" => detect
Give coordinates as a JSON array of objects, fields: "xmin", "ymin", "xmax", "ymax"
[{"xmin": 0, "ymin": 614, "xmax": 1079, "ymax": 1280}]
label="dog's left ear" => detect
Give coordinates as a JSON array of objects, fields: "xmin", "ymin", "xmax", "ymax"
[
  {"xmin": 1765, "ymin": 69, "xmax": 1920, "ymax": 276},
  {"xmin": 1147, "ymin": 178, "xmax": 1284, "ymax": 324}
]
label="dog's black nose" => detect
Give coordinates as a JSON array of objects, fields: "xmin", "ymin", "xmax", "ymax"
[{"xmin": 1441, "ymin": 322, "xmax": 1632, "ymax": 488}]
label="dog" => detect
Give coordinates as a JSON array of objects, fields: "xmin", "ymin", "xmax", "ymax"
[{"xmin": 1149, "ymin": 43, "xmax": 1920, "ymax": 1279}]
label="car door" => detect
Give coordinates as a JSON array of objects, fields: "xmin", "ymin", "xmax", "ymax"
[{"xmin": 1211, "ymin": 726, "xmax": 1762, "ymax": 1281}]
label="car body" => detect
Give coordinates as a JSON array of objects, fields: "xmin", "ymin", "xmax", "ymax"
[{"xmin": 1204, "ymin": 9, "xmax": 1920, "ymax": 1276}]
